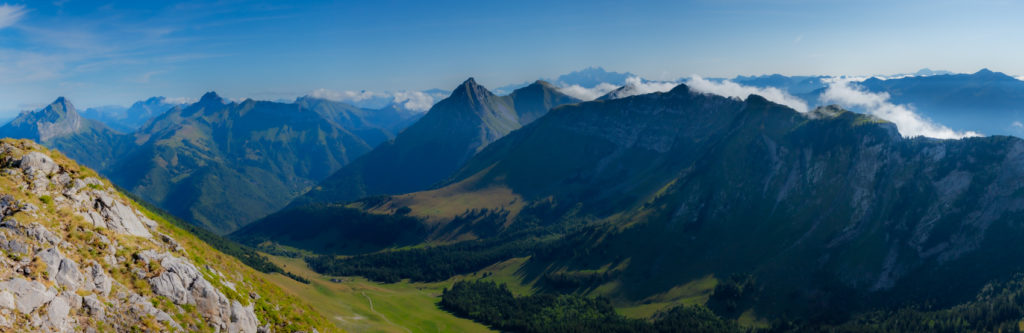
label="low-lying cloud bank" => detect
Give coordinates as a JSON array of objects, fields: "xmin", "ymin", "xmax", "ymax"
[
  {"xmin": 558, "ymin": 82, "xmax": 620, "ymax": 101},
  {"xmin": 685, "ymin": 76, "xmax": 809, "ymax": 113},
  {"xmin": 819, "ymin": 79, "xmax": 981, "ymax": 139},
  {"xmin": 616, "ymin": 76, "xmax": 679, "ymax": 98},
  {"xmin": 161, "ymin": 97, "xmax": 197, "ymax": 105},
  {"xmin": 557, "ymin": 77, "xmax": 678, "ymax": 101},
  {"xmin": 308, "ymin": 88, "xmax": 446, "ymax": 112}
]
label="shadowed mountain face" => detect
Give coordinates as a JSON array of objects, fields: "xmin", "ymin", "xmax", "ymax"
[
  {"xmin": 288, "ymin": 79, "xmax": 580, "ymax": 207},
  {"xmin": 446, "ymin": 87, "xmax": 1024, "ymax": 317},
  {"xmin": 240, "ymin": 84, "xmax": 1024, "ymax": 322},
  {"xmin": 0, "ymin": 97, "xmax": 132, "ymax": 171}
]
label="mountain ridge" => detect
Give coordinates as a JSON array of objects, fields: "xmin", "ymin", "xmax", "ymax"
[{"xmin": 285, "ymin": 78, "xmax": 581, "ymax": 208}]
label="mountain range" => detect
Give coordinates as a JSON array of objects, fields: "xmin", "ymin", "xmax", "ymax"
[
  {"xmin": 236, "ymin": 81, "xmax": 1024, "ymax": 328},
  {"xmin": 286, "ymin": 79, "xmax": 581, "ymax": 208},
  {"xmin": 81, "ymin": 97, "xmax": 186, "ymax": 133},
  {"xmin": 0, "ymin": 93, "xmax": 420, "ymax": 234},
  {"xmin": 5, "ymin": 66, "xmax": 1024, "ymax": 330},
  {"xmin": 495, "ymin": 67, "xmax": 634, "ymax": 94}
]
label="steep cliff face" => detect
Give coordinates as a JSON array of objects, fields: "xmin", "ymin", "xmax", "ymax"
[{"xmin": 0, "ymin": 139, "xmax": 331, "ymax": 332}]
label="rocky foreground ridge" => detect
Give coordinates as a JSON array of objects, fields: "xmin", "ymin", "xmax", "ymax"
[{"xmin": 0, "ymin": 139, "xmax": 326, "ymax": 332}]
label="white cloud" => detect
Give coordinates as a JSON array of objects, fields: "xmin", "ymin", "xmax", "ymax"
[
  {"xmin": 162, "ymin": 97, "xmax": 196, "ymax": 105},
  {"xmin": 308, "ymin": 88, "xmax": 443, "ymax": 112},
  {"xmin": 819, "ymin": 79, "xmax": 981, "ymax": 139},
  {"xmin": 0, "ymin": 4, "xmax": 26, "ymax": 29},
  {"xmin": 1012, "ymin": 121, "xmax": 1023, "ymax": 129},
  {"xmin": 391, "ymin": 91, "xmax": 437, "ymax": 112},
  {"xmin": 557, "ymin": 82, "xmax": 619, "ymax": 101},
  {"xmin": 619, "ymin": 76, "xmax": 678, "ymax": 96},
  {"xmin": 310, "ymin": 88, "xmax": 384, "ymax": 103},
  {"xmin": 1016, "ymin": 76, "xmax": 1024, "ymax": 82},
  {"xmin": 556, "ymin": 76, "xmax": 679, "ymax": 101},
  {"xmin": 686, "ymin": 75, "xmax": 809, "ymax": 113}
]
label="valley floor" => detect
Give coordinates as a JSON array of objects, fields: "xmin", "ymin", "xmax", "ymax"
[
  {"xmin": 257, "ymin": 252, "xmax": 770, "ymax": 332},
  {"xmin": 258, "ymin": 255, "xmax": 494, "ymax": 332}
]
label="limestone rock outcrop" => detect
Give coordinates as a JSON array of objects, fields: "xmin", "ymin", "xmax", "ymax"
[{"xmin": 0, "ymin": 140, "xmax": 264, "ymax": 332}]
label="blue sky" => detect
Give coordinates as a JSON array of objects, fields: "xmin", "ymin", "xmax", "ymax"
[{"xmin": 0, "ymin": 0, "xmax": 1022, "ymax": 115}]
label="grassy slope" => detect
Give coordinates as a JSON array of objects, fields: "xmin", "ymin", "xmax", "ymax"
[
  {"xmin": 0, "ymin": 138, "xmax": 336, "ymax": 332},
  {"xmin": 262, "ymin": 255, "xmax": 493, "ymax": 333}
]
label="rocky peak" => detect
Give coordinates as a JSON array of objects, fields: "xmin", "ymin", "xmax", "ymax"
[
  {"xmin": 533, "ymin": 80, "xmax": 556, "ymax": 89},
  {"xmin": 14, "ymin": 97, "xmax": 86, "ymax": 142},
  {"xmin": 38, "ymin": 97, "xmax": 79, "ymax": 121},
  {"xmin": 50, "ymin": 97, "xmax": 73, "ymax": 111},
  {"xmin": 744, "ymin": 93, "xmax": 771, "ymax": 106},
  {"xmin": 198, "ymin": 91, "xmax": 225, "ymax": 105},
  {"xmin": 668, "ymin": 82, "xmax": 691, "ymax": 95},
  {"xmin": 450, "ymin": 77, "xmax": 493, "ymax": 105}
]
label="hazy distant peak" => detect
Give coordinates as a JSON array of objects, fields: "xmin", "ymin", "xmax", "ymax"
[
  {"xmin": 913, "ymin": 68, "xmax": 953, "ymax": 76},
  {"xmin": 555, "ymin": 67, "xmax": 634, "ymax": 88},
  {"xmin": 966, "ymin": 68, "xmax": 1016, "ymax": 81},
  {"xmin": 141, "ymin": 95, "xmax": 164, "ymax": 102},
  {"xmin": 198, "ymin": 91, "xmax": 225, "ymax": 104}
]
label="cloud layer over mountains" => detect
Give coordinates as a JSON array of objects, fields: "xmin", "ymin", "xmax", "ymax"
[
  {"xmin": 308, "ymin": 88, "xmax": 447, "ymax": 112},
  {"xmin": 819, "ymin": 79, "xmax": 981, "ymax": 139},
  {"xmin": 674, "ymin": 75, "xmax": 981, "ymax": 139},
  {"xmin": 557, "ymin": 82, "xmax": 620, "ymax": 101},
  {"xmin": 557, "ymin": 77, "xmax": 678, "ymax": 101},
  {"xmin": 686, "ymin": 76, "xmax": 809, "ymax": 113}
]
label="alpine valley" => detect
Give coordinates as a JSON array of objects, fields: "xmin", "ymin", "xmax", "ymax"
[
  {"xmin": 9, "ymin": 1, "xmax": 1024, "ymax": 332},
  {"xmin": 7, "ymin": 68, "xmax": 1024, "ymax": 332},
  {"xmin": 235, "ymin": 73, "xmax": 1024, "ymax": 332}
]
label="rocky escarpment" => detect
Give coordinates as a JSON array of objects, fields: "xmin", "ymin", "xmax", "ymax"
[{"xmin": 0, "ymin": 140, "xmax": 265, "ymax": 332}]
